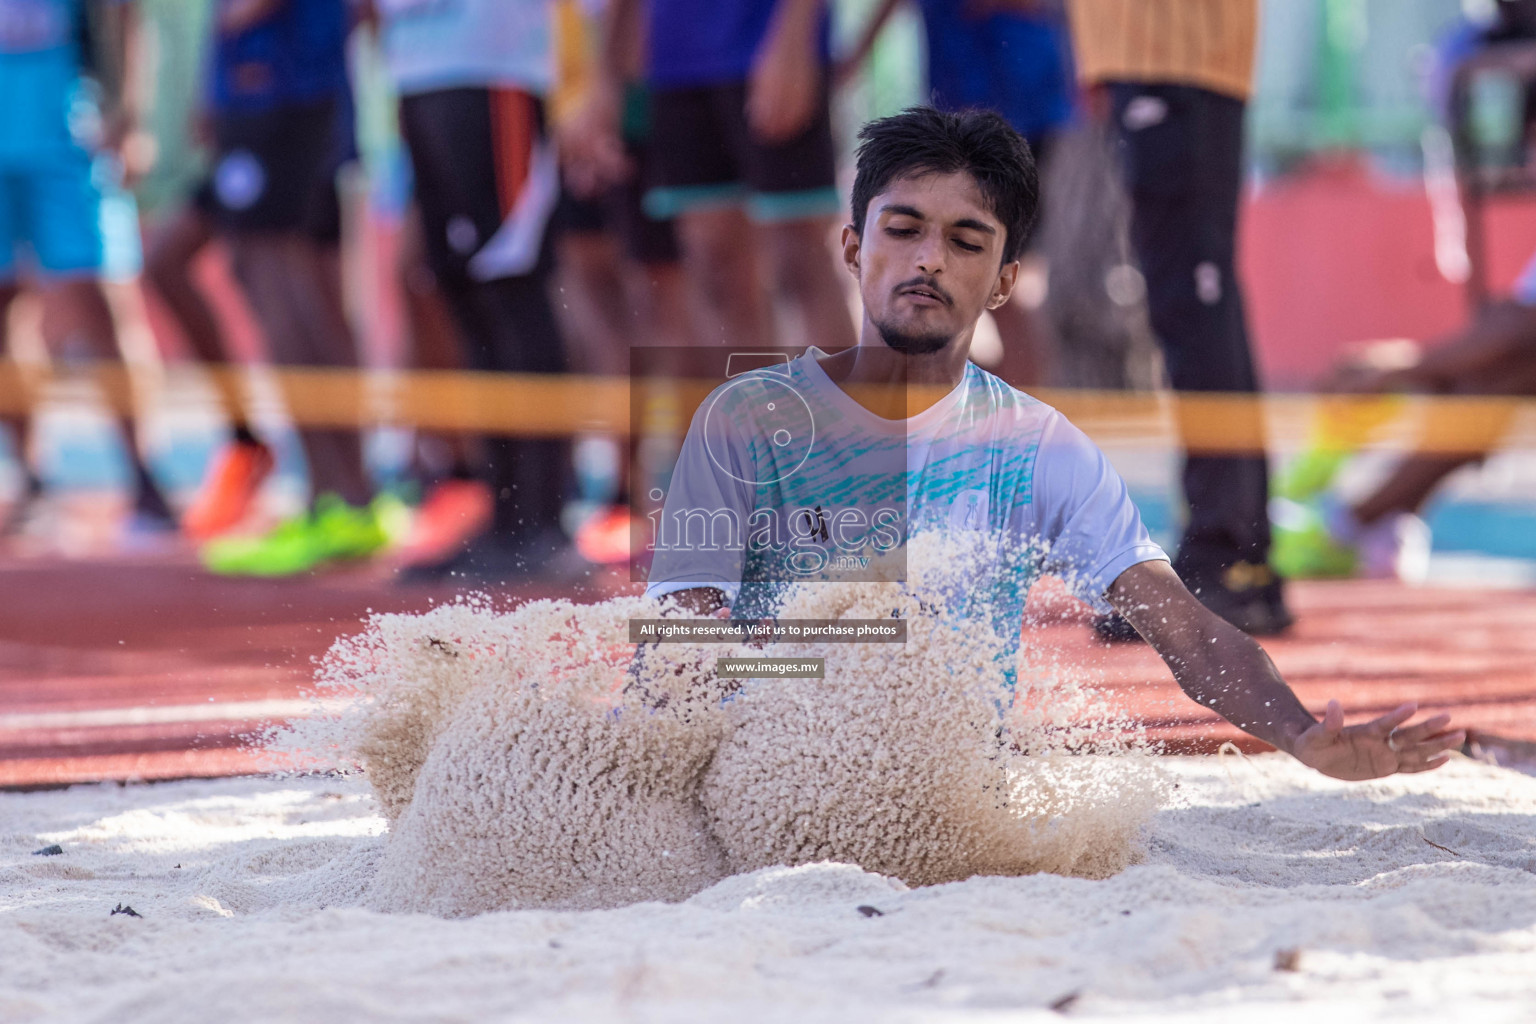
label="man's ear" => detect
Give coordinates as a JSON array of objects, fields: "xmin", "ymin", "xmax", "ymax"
[
  {"xmin": 840, "ymin": 223, "xmax": 862, "ymax": 277},
  {"xmin": 985, "ymin": 260, "xmax": 1021, "ymax": 310}
]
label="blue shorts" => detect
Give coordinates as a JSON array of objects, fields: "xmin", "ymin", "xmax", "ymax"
[{"xmin": 0, "ymin": 147, "xmax": 104, "ymax": 283}]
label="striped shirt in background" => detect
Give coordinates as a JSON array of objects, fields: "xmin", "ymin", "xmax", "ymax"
[{"xmin": 1065, "ymin": 0, "xmax": 1257, "ymax": 100}]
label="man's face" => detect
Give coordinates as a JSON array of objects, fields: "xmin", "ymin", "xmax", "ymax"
[{"xmin": 843, "ymin": 170, "xmax": 1018, "ymax": 357}]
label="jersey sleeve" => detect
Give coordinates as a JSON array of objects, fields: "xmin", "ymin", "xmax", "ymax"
[
  {"xmin": 1032, "ymin": 411, "xmax": 1169, "ymax": 612},
  {"xmin": 644, "ymin": 396, "xmax": 756, "ymax": 606}
]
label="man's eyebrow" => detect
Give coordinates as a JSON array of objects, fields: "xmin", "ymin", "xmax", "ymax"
[
  {"xmin": 878, "ymin": 205, "xmax": 997, "ymax": 236},
  {"xmin": 952, "ymin": 218, "xmax": 997, "ymax": 236}
]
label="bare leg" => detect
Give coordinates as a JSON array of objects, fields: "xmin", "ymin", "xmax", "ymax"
[
  {"xmin": 143, "ymin": 207, "xmax": 255, "ymax": 436},
  {"xmin": 762, "ymin": 218, "xmax": 856, "ymax": 351},
  {"xmin": 399, "ymin": 207, "xmax": 476, "ymax": 480},
  {"xmin": 1352, "ymin": 456, "xmax": 1475, "ymax": 526},
  {"xmin": 0, "ymin": 283, "xmax": 36, "ymax": 500},
  {"xmin": 674, "ymin": 207, "xmax": 770, "ymax": 347},
  {"xmin": 228, "ymin": 234, "xmax": 371, "ymax": 507},
  {"xmin": 1, "ymin": 283, "xmax": 25, "ymax": 452},
  {"xmin": 623, "ymin": 261, "xmax": 692, "ymax": 352},
  {"xmin": 555, "ymin": 230, "xmax": 635, "ymax": 374},
  {"xmin": 623, "ymin": 261, "xmax": 691, "ymax": 525},
  {"xmin": 41, "ymin": 277, "xmax": 174, "ymax": 519},
  {"xmin": 1352, "ymin": 355, "xmax": 1536, "ymax": 526},
  {"xmin": 305, "ymin": 237, "xmax": 372, "ymax": 506}
]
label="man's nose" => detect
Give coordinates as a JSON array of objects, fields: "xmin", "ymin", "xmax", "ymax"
[{"xmin": 914, "ymin": 232, "xmax": 945, "ymax": 275}]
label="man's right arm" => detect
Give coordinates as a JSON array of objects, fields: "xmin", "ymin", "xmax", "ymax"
[{"xmin": 1109, "ymin": 560, "xmax": 1463, "ymax": 780}]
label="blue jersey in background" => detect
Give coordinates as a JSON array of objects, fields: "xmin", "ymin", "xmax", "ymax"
[
  {"xmin": 648, "ymin": 0, "xmax": 830, "ymax": 89},
  {"xmin": 0, "ymin": 0, "xmax": 99, "ymax": 160},
  {"xmin": 917, "ymin": 0, "xmax": 1073, "ymax": 142},
  {"xmin": 208, "ymin": 0, "xmax": 349, "ymax": 114}
]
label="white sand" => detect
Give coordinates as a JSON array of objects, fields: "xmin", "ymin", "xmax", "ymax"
[
  {"xmin": 283, "ymin": 553, "xmax": 1162, "ymax": 916},
  {"xmin": 4, "ymin": 754, "xmax": 1536, "ymax": 1022}
]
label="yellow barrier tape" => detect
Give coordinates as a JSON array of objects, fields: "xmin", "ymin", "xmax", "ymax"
[{"xmin": 1, "ymin": 361, "xmax": 1534, "ymax": 455}]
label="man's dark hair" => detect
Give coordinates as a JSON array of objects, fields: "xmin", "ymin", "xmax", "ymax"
[{"xmin": 850, "ymin": 107, "xmax": 1039, "ymax": 265}]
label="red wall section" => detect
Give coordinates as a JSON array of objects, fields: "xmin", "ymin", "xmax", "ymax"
[{"xmin": 1241, "ymin": 157, "xmax": 1536, "ymax": 389}]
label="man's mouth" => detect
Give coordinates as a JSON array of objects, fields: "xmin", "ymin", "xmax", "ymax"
[{"xmin": 898, "ymin": 283, "xmax": 949, "ymax": 305}]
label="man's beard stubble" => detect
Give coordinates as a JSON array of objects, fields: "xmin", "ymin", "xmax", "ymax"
[{"xmin": 873, "ymin": 317, "xmax": 953, "ymax": 356}]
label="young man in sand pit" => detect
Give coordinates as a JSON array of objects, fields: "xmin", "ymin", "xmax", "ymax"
[{"xmin": 646, "ymin": 107, "xmax": 1464, "ymax": 782}]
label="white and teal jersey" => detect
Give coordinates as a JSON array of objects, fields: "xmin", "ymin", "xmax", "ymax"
[
  {"xmin": 647, "ymin": 350, "xmax": 1167, "ymax": 667},
  {"xmin": 0, "ymin": 0, "xmax": 96, "ymax": 161},
  {"xmin": 377, "ymin": 0, "xmax": 551, "ymax": 97}
]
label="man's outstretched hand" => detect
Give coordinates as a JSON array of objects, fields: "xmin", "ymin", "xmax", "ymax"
[{"xmin": 1291, "ymin": 701, "xmax": 1465, "ymax": 781}]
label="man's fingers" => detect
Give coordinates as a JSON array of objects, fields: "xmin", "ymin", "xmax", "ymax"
[
  {"xmin": 1391, "ymin": 730, "xmax": 1465, "ymax": 773},
  {"xmin": 1322, "ymin": 699, "xmax": 1344, "ymax": 736},
  {"xmin": 1402, "ymin": 729, "xmax": 1466, "ymax": 759},
  {"xmin": 1390, "ymin": 714, "xmax": 1453, "ymax": 746},
  {"xmin": 1369, "ymin": 702, "xmax": 1418, "ymax": 736}
]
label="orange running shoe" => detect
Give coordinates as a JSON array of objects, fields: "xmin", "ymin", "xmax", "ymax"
[
  {"xmin": 182, "ymin": 440, "xmax": 274, "ymax": 541},
  {"xmin": 399, "ymin": 478, "xmax": 494, "ymax": 567},
  {"xmin": 574, "ymin": 504, "xmax": 635, "ymax": 565}
]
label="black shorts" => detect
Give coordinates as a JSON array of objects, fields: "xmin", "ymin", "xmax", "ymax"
[
  {"xmin": 195, "ymin": 97, "xmax": 348, "ymax": 242},
  {"xmin": 398, "ymin": 87, "xmax": 561, "ymax": 286},
  {"xmin": 646, "ymin": 80, "xmax": 840, "ymax": 224}
]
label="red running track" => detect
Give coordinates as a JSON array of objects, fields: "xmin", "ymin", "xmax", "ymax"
[{"xmin": 3, "ymin": 553, "xmax": 1534, "ymax": 788}]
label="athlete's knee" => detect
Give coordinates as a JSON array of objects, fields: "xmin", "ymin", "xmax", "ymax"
[
  {"xmin": 678, "ymin": 213, "xmax": 754, "ymax": 308},
  {"xmin": 0, "ymin": 284, "xmax": 17, "ymax": 353},
  {"xmin": 765, "ymin": 223, "xmax": 838, "ymax": 302},
  {"xmin": 225, "ymin": 237, "xmax": 276, "ymax": 290},
  {"xmin": 143, "ymin": 241, "xmax": 190, "ymax": 301}
]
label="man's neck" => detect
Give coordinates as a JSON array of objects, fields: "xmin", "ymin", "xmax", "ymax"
[{"xmin": 814, "ymin": 322, "xmax": 973, "ymax": 419}]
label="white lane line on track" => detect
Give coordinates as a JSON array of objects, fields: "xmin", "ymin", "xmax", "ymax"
[{"xmin": 0, "ymin": 698, "xmax": 357, "ymax": 732}]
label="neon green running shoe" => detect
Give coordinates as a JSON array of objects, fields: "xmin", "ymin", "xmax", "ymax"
[
  {"xmin": 1269, "ymin": 498, "xmax": 1358, "ymax": 579},
  {"xmin": 202, "ymin": 495, "xmax": 389, "ymax": 577},
  {"xmin": 369, "ymin": 490, "xmax": 413, "ymax": 548},
  {"xmin": 309, "ymin": 494, "xmax": 391, "ymax": 562},
  {"xmin": 1272, "ymin": 447, "xmax": 1350, "ymax": 503},
  {"xmin": 1275, "ymin": 395, "xmax": 1405, "ymax": 502}
]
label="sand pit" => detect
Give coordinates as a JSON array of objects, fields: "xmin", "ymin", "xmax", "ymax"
[
  {"xmin": 11, "ymin": 542, "xmax": 1532, "ymax": 1018},
  {"xmin": 4, "ymin": 755, "xmax": 1536, "ymax": 1021},
  {"xmin": 278, "ymin": 539, "xmax": 1163, "ymax": 914}
]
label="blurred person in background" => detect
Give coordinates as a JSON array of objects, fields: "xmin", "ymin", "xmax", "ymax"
[
  {"xmin": 576, "ymin": 0, "xmax": 855, "ymax": 352},
  {"xmin": 386, "ymin": 200, "xmax": 496, "ymax": 570},
  {"xmin": 552, "ymin": 0, "xmax": 690, "ymax": 566},
  {"xmin": 369, "ymin": 0, "xmax": 579, "ymax": 582},
  {"xmin": 1270, "ymin": 295, "xmax": 1536, "ymax": 582},
  {"xmin": 144, "ymin": 0, "xmax": 387, "ymax": 577},
  {"xmin": 0, "ymin": 0, "xmax": 178, "ymax": 543},
  {"xmin": 1271, "ymin": 3, "xmax": 1536, "ymax": 582},
  {"xmin": 839, "ymin": 0, "xmax": 1075, "ymax": 387},
  {"xmin": 1066, "ymin": 0, "xmax": 1290, "ymax": 638}
]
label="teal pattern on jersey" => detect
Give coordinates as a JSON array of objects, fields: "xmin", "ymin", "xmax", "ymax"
[{"xmin": 690, "ymin": 356, "xmax": 1049, "ymax": 690}]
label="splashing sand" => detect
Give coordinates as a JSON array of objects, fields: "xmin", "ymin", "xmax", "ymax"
[
  {"xmin": 286, "ymin": 538, "xmax": 1165, "ymax": 915},
  {"xmin": 703, "ymin": 565, "xmax": 1161, "ymax": 886}
]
